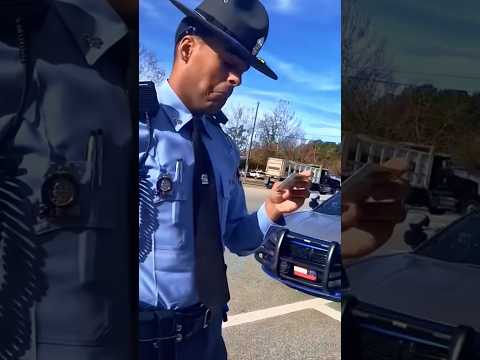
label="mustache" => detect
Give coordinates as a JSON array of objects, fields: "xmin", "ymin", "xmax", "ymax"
[{"xmin": 211, "ymin": 87, "xmax": 234, "ymax": 97}]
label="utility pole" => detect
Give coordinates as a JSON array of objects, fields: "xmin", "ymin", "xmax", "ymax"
[{"xmin": 244, "ymin": 101, "xmax": 260, "ymax": 177}]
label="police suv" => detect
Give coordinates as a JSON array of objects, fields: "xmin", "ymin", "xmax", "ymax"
[
  {"xmin": 343, "ymin": 211, "xmax": 480, "ymax": 359},
  {"xmin": 255, "ymin": 192, "xmax": 342, "ymax": 302}
]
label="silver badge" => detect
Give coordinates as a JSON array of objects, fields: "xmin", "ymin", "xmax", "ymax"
[
  {"xmin": 252, "ymin": 36, "xmax": 265, "ymax": 56},
  {"xmin": 44, "ymin": 174, "xmax": 77, "ymax": 208},
  {"xmin": 201, "ymin": 174, "xmax": 209, "ymax": 185},
  {"xmin": 40, "ymin": 164, "xmax": 82, "ymax": 220},
  {"xmin": 157, "ymin": 175, "xmax": 173, "ymax": 195}
]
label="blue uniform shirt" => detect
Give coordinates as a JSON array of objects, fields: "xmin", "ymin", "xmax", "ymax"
[{"xmin": 139, "ymin": 80, "xmax": 276, "ymax": 310}]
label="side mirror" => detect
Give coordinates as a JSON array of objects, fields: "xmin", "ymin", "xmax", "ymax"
[
  {"xmin": 309, "ymin": 196, "xmax": 320, "ymax": 209},
  {"xmin": 404, "ymin": 229, "xmax": 427, "ymax": 248},
  {"xmin": 404, "ymin": 215, "xmax": 430, "ymax": 248}
]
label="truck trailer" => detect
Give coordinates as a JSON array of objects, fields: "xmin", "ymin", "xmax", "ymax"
[
  {"xmin": 342, "ymin": 133, "xmax": 480, "ymax": 214},
  {"xmin": 264, "ymin": 157, "xmax": 340, "ymax": 194}
]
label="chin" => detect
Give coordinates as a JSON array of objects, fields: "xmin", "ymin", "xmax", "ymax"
[{"xmin": 204, "ymin": 101, "xmax": 224, "ymax": 114}]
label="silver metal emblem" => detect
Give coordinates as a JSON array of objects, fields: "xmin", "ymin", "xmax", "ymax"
[
  {"xmin": 47, "ymin": 176, "xmax": 76, "ymax": 208},
  {"xmin": 40, "ymin": 163, "xmax": 83, "ymax": 220},
  {"xmin": 252, "ymin": 36, "xmax": 265, "ymax": 56},
  {"xmin": 157, "ymin": 175, "xmax": 173, "ymax": 195},
  {"xmin": 201, "ymin": 174, "xmax": 209, "ymax": 185}
]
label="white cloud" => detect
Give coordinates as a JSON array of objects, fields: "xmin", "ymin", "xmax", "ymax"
[
  {"xmin": 240, "ymin": 87, "xmax": 340, "ymax": 116},
  {"xmin": 262, "ymin": 51, "xmax": 340, "ymax": 92},
  {"xmin": 276, "ymin": 0, "xmax": 295, "ymax": 12},
  {"xmin": 140, "ymin": 0, "xmax": 163, "ymax": 19}
]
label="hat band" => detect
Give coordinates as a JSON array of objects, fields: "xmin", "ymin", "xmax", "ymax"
[{"xmin": 195, "ymin": 8, "xmax": 251, "ymax": 56}]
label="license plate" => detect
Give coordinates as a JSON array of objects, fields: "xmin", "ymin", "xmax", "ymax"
[{"xmin": 293, "ymin": 265, "xmax": 317, "ymax": 281}]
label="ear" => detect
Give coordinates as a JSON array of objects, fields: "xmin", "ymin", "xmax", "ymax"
[{"xmin": 177, "ymin": 35, "xmax": 197, "ymax": 64}]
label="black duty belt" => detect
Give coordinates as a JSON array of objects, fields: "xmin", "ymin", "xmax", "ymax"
[{"xmin": 139, "ymin": 304, "xmax": 213, "ymax": 345}]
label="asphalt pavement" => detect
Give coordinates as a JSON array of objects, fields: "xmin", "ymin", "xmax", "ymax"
[{"xmin": 223, "ymin": 185, "xmax": 340, "ymax": 360}]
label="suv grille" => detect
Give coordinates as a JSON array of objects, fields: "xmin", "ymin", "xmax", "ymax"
[
  {"xmin": 277, "ymin": 232, "xmax": 342, "ymax": 291},
  {"xmin": 343, "ymin": 300, "xmax": 478, "ymax": 360}
]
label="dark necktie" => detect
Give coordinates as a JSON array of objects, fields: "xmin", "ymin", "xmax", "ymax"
[{"xmin": 191, "ymin": 116, "xmax": 230, "ymax": 308}]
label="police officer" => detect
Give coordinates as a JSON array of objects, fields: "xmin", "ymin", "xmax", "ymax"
[
  {"xmin": 138, "ymin": 0, "xmax": 311, "ymax": 359},
  {"xmin": 0, "ymin": 0, "xmax": 136, "ymax": 359}
]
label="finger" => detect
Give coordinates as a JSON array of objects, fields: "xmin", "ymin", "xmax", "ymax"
[
  {"xmin": 341, "ymin": 228, "xmax": 376, "ymax": 259},
  {"xmin": 381, "ymin": 158, "xmax": 410, "ymax": 174},
  {"xmin": 292, "ymin": 197, "xmax": 307, "ymax": 208},
  {"xmin": 360, "ymin": 159, "xmax": 410, "ymax": 185},
  {"xmin": 299, "ymin": 170, "xmax": 313, "ymax": 178},
  {"xmin": 292, "ymin": 183, "xmax": 311, "ymax": 191},
  {"xmin": 280, "ymin": 188, "xmax": 291, "ymax": 201},
  {"xmin": 359, "ymin": 200, "xmax": 407, "ymax": 223},
  {"xmin": 344, "ymin": 175, "xmax": 409, "ymax": 203},
  {"xmin": 272, "ymin": 181, "xmax": 283, "ymax": 192},
  {"xmin": 369, "ymin": 180, "xmax": 409, "ymax": 201},
  {"xmin": 342, "ymin": 202, "xmax": 358, "ymax": 230},
  {"xmin": 342, "ymin": 223, "xmax": 394, "ymax": 259},
  {"xmin": 356, "ymin": 221, "xmax": 396, "ymax": 248},
  {"xmin": 295, "ymin": 171, "xmax": 313, "ymax": 183},
  {"xmin": 289, "ymin": 189, "xmax": 310, "ymax": 198}
]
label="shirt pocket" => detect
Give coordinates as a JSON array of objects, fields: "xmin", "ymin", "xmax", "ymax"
[
  {"xmin": 154, "ymin": 174, "xmax": 188, "ymax": 251},
  {"xmin": 33, "ymin": 223, "xmax": 116, "ymax": 346},
  {"xmin": 31, "ymin": 160, "xmax": 117, "ymax": 346}
]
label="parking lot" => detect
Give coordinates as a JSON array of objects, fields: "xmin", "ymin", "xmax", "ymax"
[{"xmin": 223, "ymin": 185, "xmax": 341, "ymax": 360}]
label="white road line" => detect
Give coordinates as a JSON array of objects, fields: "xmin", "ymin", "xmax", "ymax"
[{"xmin": 222, "ymin": 299, "xmax": 340, "ymax": 328}]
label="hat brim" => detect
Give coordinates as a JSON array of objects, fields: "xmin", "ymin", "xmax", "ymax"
[{"xmin": 169, "ymin": 0, "xmax": 278, "ymax": 80}]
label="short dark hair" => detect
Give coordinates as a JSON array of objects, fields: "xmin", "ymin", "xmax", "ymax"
[
  {"xmin": 173, "ymin": 17, "xmax": 210, "ymax": 61},
  {"xmin": 175, "ymin": 17, "xmax": 210, "ymax": 45}
]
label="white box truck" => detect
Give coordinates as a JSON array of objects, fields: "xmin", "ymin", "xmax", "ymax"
[{"xmin": 264, "ymin": 157, "xmax": 340, "ymax": 194}]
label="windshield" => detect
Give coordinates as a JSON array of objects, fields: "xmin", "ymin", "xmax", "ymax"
[
  {"xmin": 314, "ymin": 192, "xmax": 341, "ymax": 216},
  {"xmin": 415, "ymin": 213, "xmax": 480, "ymax": 266}
]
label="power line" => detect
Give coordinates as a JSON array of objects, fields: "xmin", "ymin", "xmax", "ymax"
[
  {"xmin": 390, "ymin": 69, "xmax": 480, "ymax": 81},
  {"xmin": 347, "ymin": 75, "xmax": 479, "ymax": 91},
  {"xmin": 347, "ymin": 75, "xmax": 422, "ymax": 87},
  {"xmin": 347, "ymin": 65, "xmax": 480, "ymax": 81}
]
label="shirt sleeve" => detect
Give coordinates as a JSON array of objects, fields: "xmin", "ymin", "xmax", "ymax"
[{"xmin": 223, "ymin": 179, "xmax": 285, "ymax": 256}]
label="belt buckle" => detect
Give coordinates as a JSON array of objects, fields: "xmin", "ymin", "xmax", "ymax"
[{"xmin": 203, "ymin": 308, "xmax": 211, "ymax": 329}]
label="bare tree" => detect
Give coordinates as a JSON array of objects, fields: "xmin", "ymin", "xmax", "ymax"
[
  {"xmin": 223, "ymin": 104, "xmax": 254, "ymax": 154},
  {"xmin": 253, "ymin": 100, "xmax": 304, "ymax": 164},
  {"xmin": 257, "ymin": 100, "xmax": 304, "ymax": 148},
  {"xmin": 342, "ymin": 0, "xmax": 397, "ymax": 134},
  {"xmin": 139, "ymin": 44, "xmax": 165, "ymax": 84}
]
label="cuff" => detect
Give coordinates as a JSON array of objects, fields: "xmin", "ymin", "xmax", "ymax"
[{"xmin": 257, "ymin": 203, "xmax": 286, "ymax": 236}]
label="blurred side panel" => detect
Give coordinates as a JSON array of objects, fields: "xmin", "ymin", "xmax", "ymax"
[
  {"xmin": 341, "ymin": 0, "xmax": 480, "ymax": 359},
  {"xmin": 0, "ymin": 1, "xmax": 138, "ymax": 359}
]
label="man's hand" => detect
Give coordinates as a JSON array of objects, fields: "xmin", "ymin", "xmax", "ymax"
[
  {"xmin": 265, "ymin": 171, "xmax": 312, "ymax": 222},
  {"xmin": 342, "ymin": 159, "xmax": 410, "ymax": 260}
]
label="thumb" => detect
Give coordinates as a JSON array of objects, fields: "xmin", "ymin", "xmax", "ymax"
[{"xmin": 342, "ymin": 202, "xmax": 358, "ymax": 230}]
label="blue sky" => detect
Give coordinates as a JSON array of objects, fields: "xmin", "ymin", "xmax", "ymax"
[
  {"xmin": 361, "ymin": 0, "xmax": 480, "ymax": 93},
  {"xmin": 140, "ymin": 0, "xmax": 341, "ymax": 143}
]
